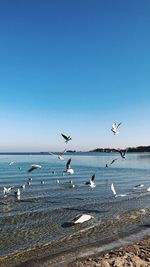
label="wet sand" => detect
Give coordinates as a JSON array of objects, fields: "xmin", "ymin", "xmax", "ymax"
[
  {"xmin": 68, "ymin": 235, "xmax": 150, "ymax": 267},
  {"xmin": 0, "ymin": 235, "xmax": 150, "ymax": 267}
]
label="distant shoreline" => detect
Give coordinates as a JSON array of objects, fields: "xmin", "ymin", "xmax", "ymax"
[
  {"xmin": 90, "ymin": 145, "xmax": 150, "ymax": 153},
  {"xmin": 0, "ymin": 145, "xmax": 150, "ymax": 154}
]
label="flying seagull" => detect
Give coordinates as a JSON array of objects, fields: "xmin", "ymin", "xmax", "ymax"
[
  {"xmin": 85, "ymin": 174, "xmax": 96, "ymax": 188},
  {"xmin": 49, "ymin": 149, "xmax": 67, "ymax": 161},
  {"xmin": 64, "ymin": 158, "xmax": 74, "ymax": 174},
  {"xmin": 111, "ymin": 122, "xmax": 122, "ymax": 135},
  {"xmin": 111, "ymin": 183, "xmax": 127, "ymax": 197},
  {"xmin": 3, "ymin": 187, "xmax": 13, "ymax": 196},
  {"xmin": 9, "ymin": 161, "xmax": 15, "ymax": 165},
  {"xmin": 61, "ymin": 133, "xmax": 72, "ymax": 144},
  {"xmin": 115, "ymin": 149, "xmax": 127, "ymax": 160},
  {"xmin": 28, "ymin": 164, "xmax": 42, "ymax": 172}
]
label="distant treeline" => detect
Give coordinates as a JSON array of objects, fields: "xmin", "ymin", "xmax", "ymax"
[{"xmin": 90, "ymin": 146, "xmax": 150, "ymax": 153}]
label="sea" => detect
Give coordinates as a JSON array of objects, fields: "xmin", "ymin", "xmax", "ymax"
[{"xmin": 1, "ymin": 152, "xmax": 150, "ymax": 266}]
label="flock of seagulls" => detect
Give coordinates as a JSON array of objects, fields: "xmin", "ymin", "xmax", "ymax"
[{"xmin": 2, "ymin": 126, "xmax": 150, "ymax": 224}]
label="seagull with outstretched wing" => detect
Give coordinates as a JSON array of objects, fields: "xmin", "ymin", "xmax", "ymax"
[
  {"xmin": 3, "ymin": 186, "xmax": 13, "ymax": 196},
  {"xmin": 27, "ymin": 164, "xmax": 42, "ymax": 172},
  {"xmin": 49, "ymin": 149, "xmax": 67, "ymax": 161},
  {"xmin": 111, "ymin": 122, "xmax": 122, "ymax": 135},
  {"xmin": 61, "ymin": 133, "xmax": 72, "ymax": 144},
  {"xmin": 115, "ymin": 149, "xmax": 127, "ymax": 160},
  {"xmin": 85, "ymin": 174, "xmax": 96, "ymax": 188},
  {"xmin": 111, "ymin": 183, "xmax": 127, "ymax": 197},
  {"xmin": 64, "ymin": 158, "xmax": 74, "ymax": 174}
]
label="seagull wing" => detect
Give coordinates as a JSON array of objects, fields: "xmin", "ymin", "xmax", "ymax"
[
  {"xmin": 49, "ymin": 152, "xmax": 59, "ymax": 159},
  {"xmin": 117, "ymin": 122, "xmax": 122, "ymax": 129},
  {"xmin": 28, "ymin": 166, "xmax": 34, "ymax": 172},
  {"xmin": 27, "ymin": 164, "xmax": 41, "ymax": 172},
  {"xmin": 91, "ymin": 174, "xmax": 95, "ymax": 181},
  {"xmin": 60, "ymin": 149, "xmax": 67, "ymax": 156},
  {"xmin": 61, "ymin": 133, "xmax": 68, "ymax": 141},
  {"xmin": 111, "ymin": 123, "xmax": 117, "ymax": 133},
  {"xmin": 115, "ymin": 149, "xmax": 123, "ymax": 157},
  {"xmin": 48, "ymin": 152, "xmax": 55, "ymax": 156},
  {"xmin": 111, "ymin": 183, "xmax": 116, "ymax": 195},
  {"xmin": 66, "ymin": 158, "xmax": 71, "ymax": 169},
  {"xmin": 110, "ymin": 158, "xmax": 118, "ymax": 165}
]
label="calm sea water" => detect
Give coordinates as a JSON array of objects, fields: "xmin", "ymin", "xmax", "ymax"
[{"xmin": 1, "ymin": 152, "xmax": 150, "ymax": 266}]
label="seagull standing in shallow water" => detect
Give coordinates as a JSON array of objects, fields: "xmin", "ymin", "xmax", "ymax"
[
  {"xmin": 85, "ymin": 174, "xmax": 96, "ymax": 188},
  {"xmin": 64, "ymin": 158, "xmax": 74, "ymax": 174},
  {"xmin": 111, "ymin": 122, "xmax": 122, "ymax": 135},
  {"xmin": 14, "ymin": 189, "xmax": 21, "ymax": 200},
  {"xmin": 133, "ymin": 184, "xmax": 144, "ymax": 189},
  {"xmin": 61, "ymin": 133, "xmax": 72, "ymax": 144},
  {"xmin": 147, "ymin": 186, "xmax": 150, "ymax": 192}
]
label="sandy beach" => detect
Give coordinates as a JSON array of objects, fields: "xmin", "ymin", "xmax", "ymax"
[
  {"xmin": 69, "ymin": 235, "xmax": 150, "ymax": 267},
  {"xmin": 0, "ymin": 232, "xmax": 150, "ymax": 267}
]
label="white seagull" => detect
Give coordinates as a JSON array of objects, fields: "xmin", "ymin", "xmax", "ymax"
[
  {"xmin": 14, "ymin": 189, "xmax": 21, "ymax": 200},
  {"xmin": 111, "ymin": 183, "xmax": 127, "ymax": 197},
  {"xmin": 133, "ymin": 184, "xmax": 144, "ymax": 189},
  {"xmin": 85, "ymin": 174, "xmax": 96, "ymax": 188},
  {"xmin": 71, "ymin": 214, "xmax": 93, "ymax": 224},
  {"xmin": 3, "ymin": 187, "xmax": 13, "ymax": 196},
  {"xmin": 49, "ymin": 149, "xmax": 67, "ymax": 161},
  {"xmin": 9, "ymin": 161, "xmax": 15, "ymax": 165},
  {"xmin": 21, "ymin": 184, "xmax": 26, "ymax": 190},
  {"xmin": 147, "ymin": 186, "xmax": 150, "ymax": 192},
  {"xmin": 64, "ymin": 158, "xmax": 74, "ymax": 174},
  {"xmin": 111, "ymin": 122, "xmax": 122, "ymax": 135},
  {"xmin": 14, "ymin": 188, "xmax": 20, "ymax": 197},
  {"xmin": 27, "ymin": 164, "xmax": 42, "ymax": 172},
  {"xmin": 61, "ymin": 133, "xmax": 72, "ymax": 144}
]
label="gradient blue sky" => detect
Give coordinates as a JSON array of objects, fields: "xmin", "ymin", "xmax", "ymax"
[{"xmin": 0, "ymin": 0, "xmax": 150, "ymax": 151}]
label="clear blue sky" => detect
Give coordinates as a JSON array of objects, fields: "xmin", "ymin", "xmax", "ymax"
[{"xmin": 0, "ymin": 0, "xmax": 150, "ymax": 151}]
